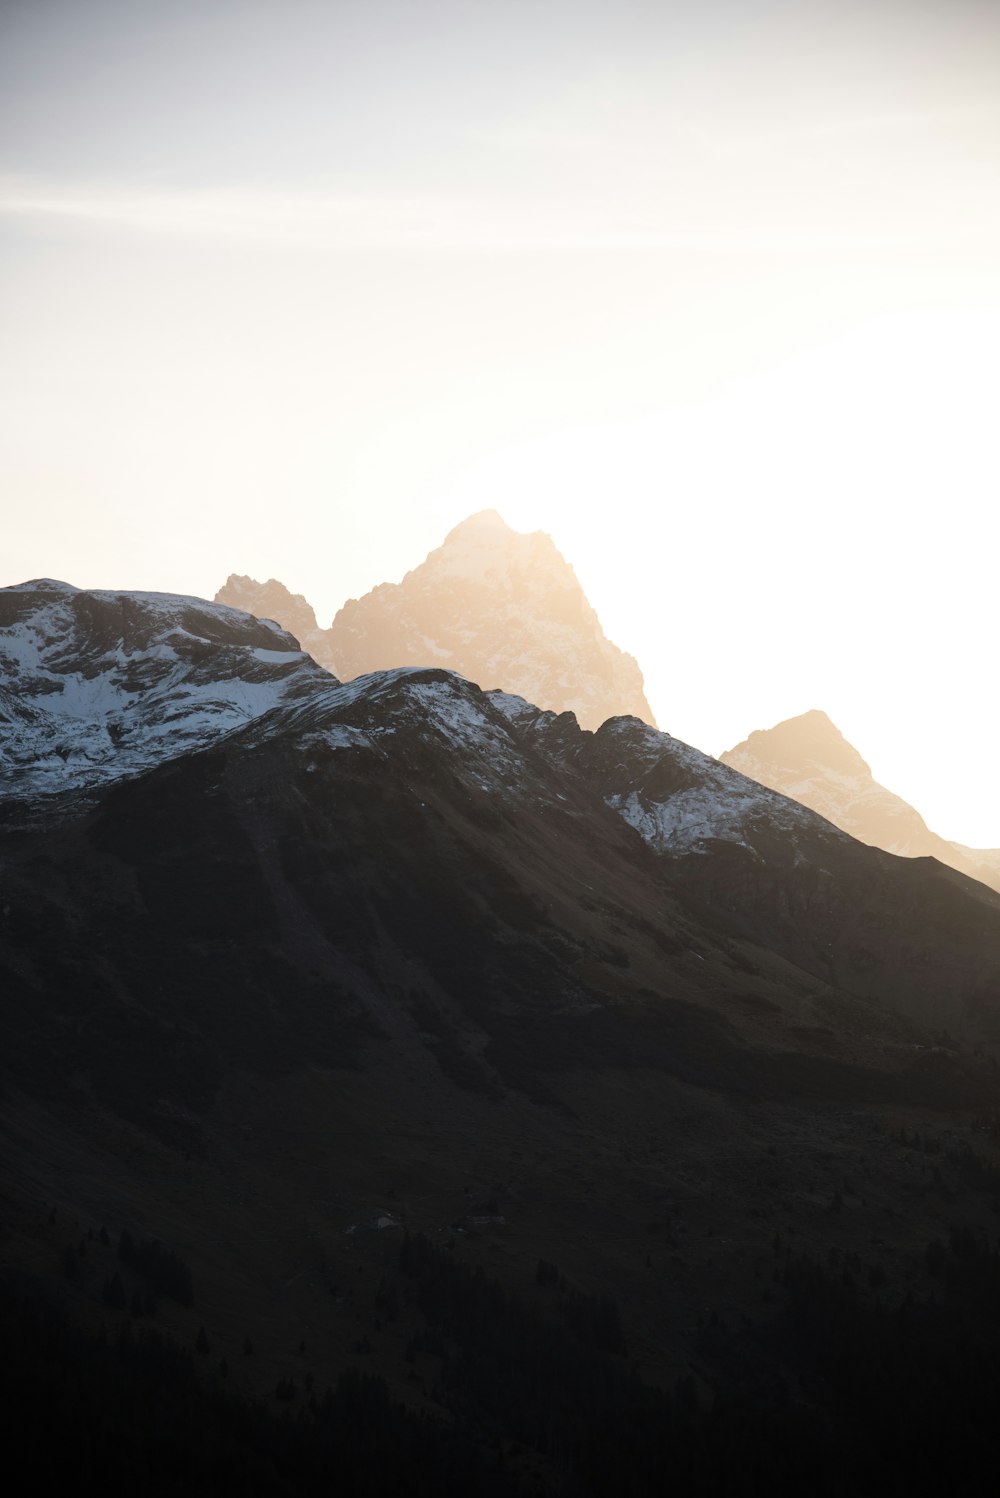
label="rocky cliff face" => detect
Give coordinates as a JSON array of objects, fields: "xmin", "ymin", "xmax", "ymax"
[
  {"xmin": 214, "ymin": 574, "xmax": 339, "ymax": 674},
  {"xmin": 215, "ymin": 511, "xmax": 655, "ymax": 730},
  {"xmin": 721, "ymin": 709, "xmax": 1000, "ymax": 896}
]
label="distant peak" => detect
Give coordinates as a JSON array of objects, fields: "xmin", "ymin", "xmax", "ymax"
[
  {"xmin": 793, "ymin": 709, "xmax": 838, "ymax": 728},
  {"xmin": 443, "ymin": 510, "xmax": 515, "ymax": 544},
  {"xmin": 7, "ymin": 578, "xmax": 80, "ymax": 594},
  {"xmin": 741, "ymin": 708, "xmax": 845, "ymax": 742},
  {"xmin": 726, "ymin": 709, "xmax": 870, "ymax": 779},
  {"xmin": 222, "ymin": 573, "xmax": 298, "ymax": 597},
  {"xmin": 216, "ymin": 574, "xmax": 315, "ymax": 611},
  {"xmin": 765, "ymin": 709, "xmax": 844, "ymax": 740}
]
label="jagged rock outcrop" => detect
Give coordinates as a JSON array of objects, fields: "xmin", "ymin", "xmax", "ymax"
[
  {"xmin": 215, "ymin": 574, "xmax": 339, "ymax": 673},
  {"xmin": 215, "ymin": 511, "xmax": 655, "ymax": 730},
  {"xmin": 329, "ymin": 510, "xmax": 654, "ymax": 730},
  {"xmin": 721, "ymin": 709, "xmax": 1000, "ymax": 896}
]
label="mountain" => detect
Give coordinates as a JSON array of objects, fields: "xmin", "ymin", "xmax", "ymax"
[
  {"xmin": 6, "ymin": 587, "xmax": 1000, "ymax": 1493},
  {"xmin": 214, "ymin": 573, "xmax": 340, "ymax": 674},
  {"xmin": 0, "ymin": 578, "xmax": 332, "ymax": 799},
  {"xmin": 215, "ymin": 510, "xmax": 655, "ymax": 730},
  {"xmin": 721, "ymin": 708, "xmax": 1000, "ymax": 896}
]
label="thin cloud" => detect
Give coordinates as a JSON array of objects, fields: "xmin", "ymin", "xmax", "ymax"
[
  {"xmin": 0, "ymin": 173, "xmax": 995, "ymax": 255},
  {"xmin": 0, "ymin": 175, "xmax": 663, "ymax": 251},
  {"xmin": 710, "ymin": 101, "xmax": 1000, "ymax": 159},
  {"xmin": 0, "ymin": 178, "xmax": 445, "ymax": 249}
]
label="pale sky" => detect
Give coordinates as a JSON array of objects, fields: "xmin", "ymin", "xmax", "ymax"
[{"xmin": 2, "ymin": 0, "xmax": 999, "ymax": 843}]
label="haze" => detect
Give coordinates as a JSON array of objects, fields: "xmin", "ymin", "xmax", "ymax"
[{"xmin": 2, "ymin": 0, "xmax": 998, "ymax": 843}]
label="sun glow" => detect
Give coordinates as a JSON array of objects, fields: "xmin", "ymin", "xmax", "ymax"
[
  {"xmin": 422, "ymin": 305, "xmax": 999, "ymax": 844},
  {"xmin": 2, "ymin": 0, "xmax": 999, "ymax": 844}
]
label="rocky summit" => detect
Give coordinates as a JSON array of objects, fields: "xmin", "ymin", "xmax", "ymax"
[
  {"xmin": 215, "ymin": 510, "xmax": 655, "ymax": 730},
  {"xmin": 215, "ymin": 574, "xmax": 340, "ymax": 675}
]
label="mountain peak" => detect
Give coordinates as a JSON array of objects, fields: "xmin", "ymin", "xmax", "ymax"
[
  {"xmin": 443, "ymin": 509, "xmax": 514, "ymax": 543},
  {"xmin": 797, "ymin": 708, "xmax": 838, "ymax": 727},
  {"xmin": 8, "ymin": 577, "xmax": 80, "ymax": 594},
  {"xmin": 728, "ymin": 710, "xmax": 871, "ymax": 781},
  {"xmin": 215, "ymin": 574, "xmax": 335, "ymax": 671},
  {"xmin": 331, "ymin": 515, "xmax": 654, "ymax": 729},
  {"xmin": 216, "ymin": 515, "xmax": 656, "ymax": 731},
  {"xmin": 722, "ymin": 709, "xmax": 1000, "ymax": 894}
]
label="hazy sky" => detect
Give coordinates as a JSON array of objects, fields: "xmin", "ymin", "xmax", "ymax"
[{"xmin": 3, "ymin": 0, "xmax": 999, "ymax": 842}]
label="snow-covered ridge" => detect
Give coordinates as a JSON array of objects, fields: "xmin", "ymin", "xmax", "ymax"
[
  {"xmin": 244, "ymin": 668, "xmax": 531, "ymax": 794},
  {"xmin": 0, "ymin": 580, "xmax": 536, "ymax": 802},
  {"xmin": 2, "ymin": 582, "xmax": 872, "ymax": 881},
  {"xmin": 568, "ymin": 717, "xmax": 848, "ymax": 860},
  {"xmin": 241, "ymin": 666, "xmax": 843, "ymax": 860},
  {"xmin": 487, "ymin": 696, "xmax": 855, "ymax": 861},
  {"xmin": 0, "ymin": 580, "xmax": 334, "ymax": 794}
]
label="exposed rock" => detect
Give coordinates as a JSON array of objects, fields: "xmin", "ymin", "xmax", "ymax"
[
  {"xmin": 215, "ymin": 574, "xmax": 339, "ymax": 673},
  {"xmin": 329, "ymin": 510, "xmax": 654, "ymax": 730},
  {"xmin": 215, "ymin": 511, "xmax": 654, "ymax": 730}
]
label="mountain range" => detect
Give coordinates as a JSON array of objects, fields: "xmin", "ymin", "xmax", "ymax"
[
  {"xmin": 217, "ymin": 512, "xmax": 1000, "ymax": 905},
  {"xmin": 5, "ymin": 556, "xmax": 1000, "ymax": 1494}
]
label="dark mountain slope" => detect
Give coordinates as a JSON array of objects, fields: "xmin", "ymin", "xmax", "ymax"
[
  {"xmin": 499, "ymin": 702, "xmax": 1000, "ymax": 1041},
  {"xmin": 6, "ymin": 653, "xmax": 1000, "ymax": 1493},
  {"xmin": 4, "ymin": 667, "xmax": 1000, "ymax": 1139}
]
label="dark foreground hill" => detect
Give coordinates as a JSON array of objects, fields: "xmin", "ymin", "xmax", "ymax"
[{"xmin": 4, "ymin": 593, "xmax": 1000, "ymax": 1494}]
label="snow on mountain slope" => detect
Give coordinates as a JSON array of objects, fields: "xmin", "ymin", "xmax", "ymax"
[
  {"xmin": 6, "ymin": 590, "xmax": 1000, "ymax": 1050},
  {"xmin": 720, "ymin": 710, "xmax": 1000, "ymax": 896},
  {"xmin": 247, "ymin": 665, "xmax": 822, "ymax": 865},
  {"xmin": 217, "ymin": 511, "xmax": 655, "ymax": 731},
  {"xmin": 5, "ymin": 576, "xmax": 974, "ymax": 919},
  {"xmin": 0, "ymin": 580, "xmax": 334, "ymax": 794},
  {"xmin": 487, "ymin": 694, "xmax": 845, "ymax": 860},
  {"xmin": 599, "ymin": 725, "xmax": 832, "ymax": 858}
]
